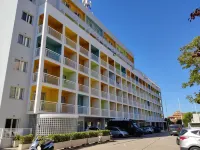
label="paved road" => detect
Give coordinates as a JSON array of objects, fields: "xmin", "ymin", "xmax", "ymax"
[{"xmin": 79, "ymin": 132, "xmax": 179, "ymax": 150}]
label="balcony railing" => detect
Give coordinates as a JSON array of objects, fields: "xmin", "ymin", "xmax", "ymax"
[
  {"xmin": 102, "ymin": 109, "xmax": 109, "ymax": 117},
  {"xmin": 109, "ymin": 93, "xmax": 116, "ymax": 101},
  {"xmin": 45, "ymin": 48, "xmax": 61, "ymax": 62},
  {"xmin": 43, "ymin": 73, "xmax": 60, "ymax": 86},
  {"xmin": 117, "ymin": 96, "xmax": 122, "ymax": 103},
  {"xmin": 101, "ymin": 74, "xmax": 108, "ymax": 83},
  {"xmin": 60, "ymin": 103, "xmax": 75, "ymax": 114},
  {"xmin": 29, "ymin": 101, "xmax": 34, "ymax": 111},
  {"xmin": 80, "ymin": 46, "xmax": 89, "ymax": 57},
  {"xmin": 38, "ymin": 25, "xmax": 43, "ymax": 34},
  {"xmin": 128, "ymin": 87, "xmax": 132, "ymax": 93},
  {"xmin": 110, "ymin": 110, "xmax": 116, "ymax": 117},
  {"xmin": 101, "ymin": 59, "xmax": 107, "ymax": 68},
  {"xmin": 79, "ymin": 84, "xmax": 89, "ymax": 93},
  {"xmin": 127, "ymin": 76, "xmax": 131, "ymax": 81},
  {"xmin": 79, "ymin": 64, "xmax": 89, "ymax": 74},
  {"xmin": 123, "ymin": 85, "xmax": 127, "ymax": 91},
  {"xmin": 47, "ymin": 26, "xmax": 62, "ymax": 41},
  {"xmin": 122, "ymin": 72, "xmax": 126, "ymax": 78},
  {"xmin": 63, "ymin": 79, "xmax": 76, "ymax": 90},
  {"xmin": 65, "ymin": 36, "xmax": 77, "ymax": 50},
  {"xmin": 129, "ymin": 113, "xmax": 134, "ymax": 119},
  {"xmin": 117, "ymin": 111, "xmax": 123, "ymax": 118},
  {"xmin": 123, "ymin": 112, "xmax": 129, "ymax": 118},
  {"xmin": 123, "ymin": 98, "xmax": 128, "ymax": 104},
  {"xmin": 40, "ymin": 101, "xmax": 58, "ymax": 113},
  {"xmin": 91, "ymin": 70, "xmax": 99, "ymax": 79},
  {"xmin": 78, "ymin": 105, "xmax": 89, "ymax": 115},
  {"xmin": 63, "ymin": 57, "xmax": 77, "ymax": 69},
  {"xmin": 109, "ymin": 78, "xmax": 115, "ymax": 86},
  {"xmin": 32, "ymin": 72, "xmax": 38, "ymax": 83},
  {"xmin": 91, "ymin": 88, "xmax": 99, "ymax": 96},
  {"xmin": 109, "ymin": 64, "xmax": 115, "ymax": 72},
  {"xmin": 35, "ymin": 48, "xmax": 40, "ymax": 57},
  {"xmin": 116, "ymin": 69, "xmax": 120, "ymax": 75},
  {"xmin": 116, "ymin": 82, "xmax": 121, "ymax": 88},
  {"xmin": 101, "ymin": 91, "xmax": 108, "ymax": 99},
  {"xmin": 91, "ymin": 107, "xmax": 100, "ymax": 116},
  {"xmin": 91, "ymin": 53, "xmax": 99, "ymax": 62},
  {"xmin": 129, "ymin": 100, "xmax": 133, "ymax": 105}
]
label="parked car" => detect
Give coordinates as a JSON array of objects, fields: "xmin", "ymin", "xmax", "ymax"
[
  {"xmin": 106, "ymin": 126, "xmax": 129, "ymax": 138},
  {"xmin": 180, "ymin": 128, "xmax": 200, "ymax": 150},
  {"xmin": 107, "ymin": 119, "xmax": 143, "ymax": 137},
  {"xmin": 176, "ymin": 128, "xmax": 188, "ymax": 145},
  {"xmin": 152, "ymin": 126, "xmax": 161, "ymax": 133},
  {"xmin": 169, "ymin": 124, "xmax": 182, "ymax": 136},
  {"xmin": 142, "ymin": 127, "xmax": 154, "ymax": 134},
  {"xmin": 142, "ymin": 127, "xmax": 149, "ymax": 134},
  {"xmin": 86, "ymin": 126, "xmax": 100, "ymax": 131}
]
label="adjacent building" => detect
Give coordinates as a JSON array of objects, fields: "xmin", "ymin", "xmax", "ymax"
[
  {"xmin": 168, "ymin": 111, "xmax": 184, "ymax": 123},
  {"xmin": 0, "ymin": 0, "xmax": 164, "ymax": 136}
]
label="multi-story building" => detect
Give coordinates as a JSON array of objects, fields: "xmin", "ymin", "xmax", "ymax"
[
  {"xmin": 168, "ymin": 111, "xmax": 184, "ymax": 123},
  {"xmin": 0, "ymin": 0, "xmax": 164, "ymax": 136}
]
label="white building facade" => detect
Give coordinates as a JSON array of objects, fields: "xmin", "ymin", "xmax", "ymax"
[{"xmin": 0, "ymin": 0, "xmax": 164, "ymax": 136}]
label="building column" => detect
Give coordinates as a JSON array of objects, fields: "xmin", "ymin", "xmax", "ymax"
[{"xmin": 34, "ymin": 2, "xmax": 49, "ymax": 113}]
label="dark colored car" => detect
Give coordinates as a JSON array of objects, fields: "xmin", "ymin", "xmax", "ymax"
[
  {"xmin": 107, "ymin": 119, "xmax": 143, "ymax": 137},
  {"xmin": 152, "ymin": 126, "xmax": 161, "ymax": 133},
  {"xmin": 169, "ymin": 124, "xmax": 182, "ymax": 136}
]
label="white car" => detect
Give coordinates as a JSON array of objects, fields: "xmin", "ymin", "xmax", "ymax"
[{"xmin": 107, "ymin": 126, "xmax": 129, "ymax": 137}]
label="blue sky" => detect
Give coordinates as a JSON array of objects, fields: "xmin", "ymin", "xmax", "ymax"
[{"xmin": 90, "ymin": 0, "xmax": 200, "ymax": 117}]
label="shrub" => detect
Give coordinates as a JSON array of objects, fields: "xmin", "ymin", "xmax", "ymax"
[
  {"xmin": 99, "ymin": 130, "xmax": 110, "ymax": 136},
  {"xmin": 14, "ymin": 135, "xmax": 21, "ymax": 141},
  {"xmin": 48, "ymin": 134, "xmax": 70, "ymax": 143},
  {"xmin": 88, "ymin": 131, "xmax": 99, "ymax": 138},
  {"xmin": 19, "ymin": 134, "xmax": 34, "ymax": 144},
  {"xmin": 70, "ymin": 132, "xmax": 89, "ymax": 140}
]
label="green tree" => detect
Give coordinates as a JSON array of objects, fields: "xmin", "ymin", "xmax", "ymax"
[
  {"xmin": 183, "ymin": 112, "xmax": 193, "ymax": 127},
  {"xmin": 176, "ymin": 119, "xmax": 182, "ymax": 125},
  {"xmin": 178, "ymin": 36, "xmax": 200, "ymax": 103},
  {"xmin": 164, "ymin": 118, "xmax": 173, "ymax": 125}
]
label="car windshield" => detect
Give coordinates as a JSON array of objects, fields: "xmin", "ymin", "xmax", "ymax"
[{"xmin": 133, "ymin": 123, "xmax": 139, "ymax": 128}]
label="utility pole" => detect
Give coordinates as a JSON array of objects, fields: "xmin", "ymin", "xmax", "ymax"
[
  {"xmin": 164, "ymin": 99, "xmax": 169, "ymax": 131},
  {"xmin": 178, "ymin": 98, "xmax": 183, "ymax": 125}
]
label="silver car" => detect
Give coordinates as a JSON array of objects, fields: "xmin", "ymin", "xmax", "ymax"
[
  {"xmin": 180, "ymin": 128, "xmax": 200, "ymax": 150},
  {"xmin": 107, "ymin": 126, "xmax": 129, "ymax": 137}
]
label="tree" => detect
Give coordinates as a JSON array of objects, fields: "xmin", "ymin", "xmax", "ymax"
[
  {"xmin": 178, "ymin": 36, "xmax": 200, "ymax": 103},
  {"xmin": 183, "ymin": 112, "xmax": 193, "ymax": 127},
  {"xmin": 176, "ymin": 119, "xmax": 182, "ymax": 125},
  {"xmin": 164, "ymin": 118, "xmax": 173, "ymax": 125}
]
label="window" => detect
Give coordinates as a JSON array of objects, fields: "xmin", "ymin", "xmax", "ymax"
[
  {"xmin": 10, "ymin": 87, "xmax": 24, "ymax": 100},
  {"xmin": 14, "ymin": 59, "xmax": 28, "ymax": 72},
  {"xmin": 21, "ymin": 11, "xmax": 33, "ymax": 24},
  {"xmin": 18, "ymin": 34, "xmax": 30, "ymax": 47}
]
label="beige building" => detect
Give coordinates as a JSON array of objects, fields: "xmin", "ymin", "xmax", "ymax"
[{"xmin": 169, "ymin": 111, "xmax": 184, "ymax": 123}]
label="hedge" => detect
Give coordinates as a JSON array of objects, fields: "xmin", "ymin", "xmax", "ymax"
[
  {"xmin": 19, "ymin": 134, "xmax": 34, "ymax": 144},
  {"xmin": 14, "ymin": 135, "xmax": 21, "ymax": 141}
]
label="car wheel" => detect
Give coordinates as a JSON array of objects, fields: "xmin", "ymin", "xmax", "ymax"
[{"xmin": 190, "ymin": 147, "xmax": 200, "ymax": 150}]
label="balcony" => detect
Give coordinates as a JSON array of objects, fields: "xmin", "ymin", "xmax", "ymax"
[
  {"xmin": 78, "ymin": 105, "xmax": 89, "ymax": 115},
  {"xmin": 79, "ymin": 64, "xmax": 89, "ymax": 74},
  {"xmin": 63, "ymin": 79, "xmax": 76, "ymax": 90},
  {"xmin": 109, "ymin": 78, "xmax": 115, "ymax": 86},
  {"xmin": 123, "ymin": 112, "xmax": 129, "ymax": 118},
  {"xmin": 91, "ymin": 53, "xmax": 99, "ymax": 63},
  {"xmin": 60, "ymin": 103, "xmax": 75, "ymax": 114},
  {"xmin": 129, "ymin": 113, "xmax": 134, "ymax": 119},
  {"xmin": 47, "ymin": 26, "xmax": 62, "ymax": 41},
  {"xmin": 101, "ymin": 109, "xmax": 109, "ymax": 117},
  {"xmin": 123, "ymin": 98, "xmax": 128, "ymax": 104},
  {"xmin": 65, "ymin": 36, "xmax": 77, "ymax": 50},
  {"xmin": 122, "ymin": 72, "xmax": 126, "ymax": 78},
  {"xmin": 116, "ymin": 69, "xmax": 121, "ymax": 75},
  {"xmin": 117, "ymin": 96, "xmax": 122, "ymax": 103},
  {"xmin": 29, "ymin": 101, "xmax": 34, "ymax": 111},
  {"xmin": 43, "ymin": 73, "xmax": 60, "ymax": 86},
  {"xmin": 35, "ymin": 48, "xmax": 40, "ymax": 57},
  {"xmin": 40, "ymin": 101, "xmax": 58, "ymax": 113},
  {"xmin": 110, "ymin": 110, "xmax": 116, "ymax": 117},
  {"xmin": 45, "ymin": 48, "xmax": 61, "ymax": 62},
  {"xmin": 32, "ymin": 73, "xmax": 38, "ymax": 83},
  {"xmin": 79, "ymin": 84, "xmax": 89, "ymax": 93},
  {"xmin": 91, "ymin": 107, "xmax": 100, "ymax": 116},
  {"xmin": 129, "ymin": 100, "xmax": 133, "ymax": 105},
  {"xmin": 109, "ymin": 65, "xmax": 115, "ymax": 72},
  {"xmin": 101, "ymin": 59, "xmax": 107, "ymax": 68},
  {"xmin": 123, "ymin": 85, "xmax": 127, "ymax": 91},
  {"xmin": 117, "ymin": 111, "xmax": 123, "ymax": 118},
  {"xmin": 128, "ymin": 87, "xmax": 132, "ymax": 93},
  {"xmin": 91, "ymin": 70, "xmax": 99, "ymax": 79},
  {"xmin": 80, "ymin": 46, "xmax": 89, "ymax": 57},
  {"xmin": 109, "ymin": 93, "xmax": 116, "ymax": 101},
  {"xmin": 116, "ymin": 83, "xmax": 121, "ymax": 89},
  {"xmin": 101, "ymin": 91, "xmax": 108, "ymax": 99},
  {"xmin": 38, "ymin": 24, "xmax": 43, "ymax": 34},
  {"xmin": 101, "ymin": 74, "xmax": 108, "ymax": 83},
  {"xmin": 91, "ymin": 88, "xmax": 99, "ymax": 97},
  {"xmin": 63, "ymin": 57, "xmax": 77, "ymax": 69}
]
